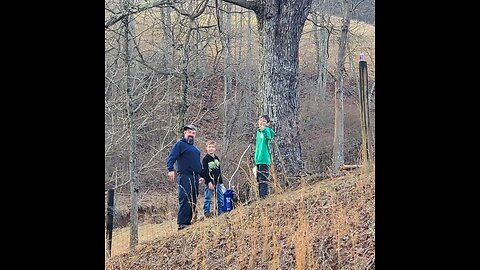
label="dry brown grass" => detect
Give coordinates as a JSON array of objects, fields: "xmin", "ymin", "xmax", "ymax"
[
  {"xmin": 107, "ymin": 220, "xmax": 178, "ymax": 257},
  {"xmin": 106, "ymin": 170, "xmax": 375, "ymax": 269}
]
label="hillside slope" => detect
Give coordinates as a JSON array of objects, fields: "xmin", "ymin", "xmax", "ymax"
[{"xmin": 106, "ymin": 170, "xmax": 374, "ymax": 269}]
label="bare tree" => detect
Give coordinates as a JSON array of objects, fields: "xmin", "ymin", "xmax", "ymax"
[
  {"xmin": 169, "ymin": 1, "xmax": 210, "ymax": 137},
  {"xmin": 223, "ymin": 0, "xmax": 313, "ymax": 183},
  {"xmin": 219, "ymin": 2, "xmax": 234, "ymax": 156},
  {"xmin": 122, "ymin": 0, "xmax": 140, "ymax": 249},
  {"xmin": 311, "ymin": 0, "xmax": 333, "ymax": 101},
  {"xmin": 332, "ymin": 0, "xmax": 353, "ymax": 171}
]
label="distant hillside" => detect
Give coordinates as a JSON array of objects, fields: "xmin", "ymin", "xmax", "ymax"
[{"xmin": 106, "ymin": 170, "xmax": 375, "ymax": 269}]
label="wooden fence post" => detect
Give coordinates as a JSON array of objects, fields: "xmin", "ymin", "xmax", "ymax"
[{"xmin": 106, "ymin": 189, "xmax": 114, "ymax": 257}]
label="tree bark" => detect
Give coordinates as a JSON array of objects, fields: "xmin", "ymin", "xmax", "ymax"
[
  {"xmin": 223, "ymin": 0, "xmax": 313, "ymax": 181},
  {"xmin": 253, "ymin": 0, "xmax": 313, "ymax": 181}
]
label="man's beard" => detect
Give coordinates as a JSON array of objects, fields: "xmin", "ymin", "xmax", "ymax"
[{"xmin": 186, "ymin": 136, "xmax": 194, "ymax": 144}]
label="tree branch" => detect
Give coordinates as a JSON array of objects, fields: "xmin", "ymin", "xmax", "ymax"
[
  {"xmin": 306, "ymin": 17, "xmax": 332, "ymax": 32},
  {"xmin": 369, "ymin": 81, "xmax": 375, "ymax": 98},
  {"xmin": 206, "ymin": 4, "xmax": 252, "ymax": 14},
  {"xmin": 191, "ymin": 0, "xmax": 209, "ymax": 19},
  {"xmin": 228, "ymin": 144, "xmax": 251, "ymax": 189},
  {"xmin": 105, "ymin": 0, "xmax": 176, "ymax": 30},
  {"xmin": 222, "ymin": 0, "xmax": 259, "ymax": 11},
  {"xmin": 132, "ymin": 36, "xmax": 180, "ymax": 77},
  {"xmin": 353, "ymin": 0, "xmax": 367, "ymax": 12}
]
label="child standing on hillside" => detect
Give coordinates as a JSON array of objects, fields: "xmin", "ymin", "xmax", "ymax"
[
  {"xmin": 200, "ymin": 140, "xmax": 224, "ymax": 217},
  {"xmin": 254, "ymin": 115, "xmax": 275, "ymax": 199}
]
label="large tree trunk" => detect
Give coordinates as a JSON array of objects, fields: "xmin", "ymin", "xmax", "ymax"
[
  {"xmin": 332, "ymin": 0, "xmax": 352, "ymax": 171},
  {"xmin": 254, "ymin": 0, "xmax": 313, "ymax": 181},
  {"xmin": 123, "ymin": 0, "xmax": 139, "ymax": 249}
]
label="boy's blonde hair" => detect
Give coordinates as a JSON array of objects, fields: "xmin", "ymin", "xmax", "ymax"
[{"xmin": 206, "ymin": 140, "xmax": 216, "ymax": 147}]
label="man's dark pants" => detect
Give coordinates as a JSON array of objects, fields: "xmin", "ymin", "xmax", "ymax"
[{"xmin": 177, "ymin": 172, "xmax": 199, "ymax": 225}]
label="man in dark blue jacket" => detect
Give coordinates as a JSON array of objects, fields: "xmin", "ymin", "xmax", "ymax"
[{"xmin": 166, "ymin": 124, "xmax": 203, "ymax": 230}]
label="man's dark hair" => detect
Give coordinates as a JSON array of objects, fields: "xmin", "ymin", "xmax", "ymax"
[{"xmin": 261, "ymin": 115, "xmax": 270, "ymax": 123}]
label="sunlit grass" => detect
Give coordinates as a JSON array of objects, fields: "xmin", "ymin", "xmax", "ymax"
[{"xmin": 107, "ymin": 171, "xmax": 375, "ymax": 269}]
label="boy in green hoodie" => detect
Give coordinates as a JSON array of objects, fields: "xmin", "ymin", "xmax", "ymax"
[{"xmin": 254, "ymin": 115, "xmax": 275, "ymax": 199}]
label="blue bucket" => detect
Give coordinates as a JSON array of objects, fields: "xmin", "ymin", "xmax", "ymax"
[{"xmin": 222, "ymin": 189, "xmax": 234, "ymax": 212}]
